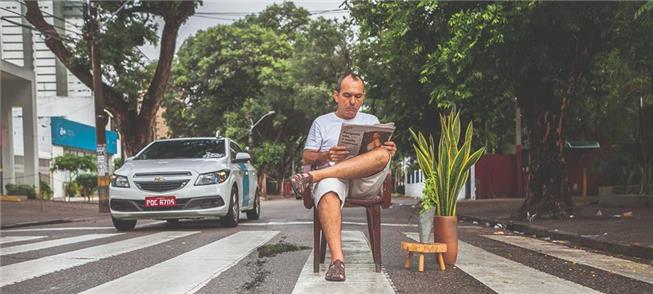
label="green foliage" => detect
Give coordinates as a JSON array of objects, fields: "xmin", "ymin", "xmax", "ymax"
[
  {"xmin": 52, "ymin": 154, "xmax": 96, "ymax": 198},
  {"xmin": 251, "ymin": 142, "xmax": 286, "ymax": 171},
  {"xmin": 74, "ymin": 174, "xmax": 98, "ymax": 198},
  {"xmin": 39, "ymin": 181, "xmax": 53, "ymax": 200},
  {"xmin": 165, "ymin": 2, "xmax": 352, "ymax": 180},
  {"xmin": 113, "ymin": 157, "xmax": 125, "ymax": 171},
  {"xmin": 410, "ymin": 110, "xmax": 485, "ymax": 216},
  {"xmin": 5, "ymin": 184, "xmax": 37, "ymax": 199},
  {"xmin": 51, "ymin": 154, "xmax": 96, "ymax": 175}
]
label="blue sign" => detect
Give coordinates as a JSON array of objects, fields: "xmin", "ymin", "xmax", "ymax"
[{"xmin": 51, "ymin": 117, "xmax": 118, "ymax": 154}]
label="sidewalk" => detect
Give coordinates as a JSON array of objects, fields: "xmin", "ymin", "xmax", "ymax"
[
  {"xmin": 1, "ymin": 199, "xmax": 105, "ymax": 229},
  {"xmin": 457, "ymin": 198, "xmax": 653, "ymax": 260}
]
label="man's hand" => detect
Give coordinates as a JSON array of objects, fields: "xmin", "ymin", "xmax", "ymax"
[
  {"xmin": 326, "ymin": 145, "xmax": 350, "ymax": 163},
  {"xmin": 382, "ymin": 140, "xmax": 397, "ymax": 157}
]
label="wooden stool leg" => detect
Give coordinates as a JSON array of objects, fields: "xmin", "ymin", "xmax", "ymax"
[
  {"xmin": 438, "ymin": 253, "xmax": 446, "ymax": 271},
  {"xmin": 418, "ymin": 254, "xmax": 425, "ymax": 272},
  {"xmin": 404, "ymin": 252, "xmax": 413, "ymax": 269}
]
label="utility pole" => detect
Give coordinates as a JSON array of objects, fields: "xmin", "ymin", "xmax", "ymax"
[{"xmin": 84, "ymin": 1, "xmax": 110, "ymax": 212}]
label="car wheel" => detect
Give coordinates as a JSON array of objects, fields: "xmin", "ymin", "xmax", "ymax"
[
  {"xmin": 112, "ymin": 216, "xmax": 136, "ymax": 231},
  {"xmin": 246, "ymin": 188, "xmax": 261, "ymax": 220},
  {"xmin": 166, "ymin": 219, "xmax": 180, "ymax": 226},
  {"xmin": 221, "ymin": 187, "xmax": 239, "ymax": 227}
]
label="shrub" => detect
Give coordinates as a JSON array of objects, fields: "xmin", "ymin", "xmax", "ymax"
[
  {"xmin": 5, "ymin": 184, "xmax": 37, "ymax": 199},
  {"xmin": 39, "ymin": 181, "xmax": 53, "ymax": 200},
  {"xmin": 74, "ymin": 173, "xmax": 98, "ymax": 198}
]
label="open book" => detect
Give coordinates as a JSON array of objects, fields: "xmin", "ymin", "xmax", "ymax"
[{"xmin": 337, "ymin": 122, "xmax": 396, "ymax": 157}]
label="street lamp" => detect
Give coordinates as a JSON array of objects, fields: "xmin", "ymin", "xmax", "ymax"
[{"xmin": 248, "ymin": 110, "xmax": 276, "ymax": 151}]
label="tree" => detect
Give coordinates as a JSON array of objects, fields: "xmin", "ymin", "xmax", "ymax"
[
  {"xmin": 350, "ymin": 1, "xmax": 652, "ymax": 219},
  {"xmin": 24, "ymin": 1, "xmax": 197, "ymax": 156},
  {"xmin": 51, "ymin": 154, "xmax": 96, "ymax": 197},
  {"xmin": 164, "ymin": 3, "xmax": 352, "ymax": 194}
]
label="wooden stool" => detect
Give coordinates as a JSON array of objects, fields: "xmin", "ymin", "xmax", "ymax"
[{"xmin": 400, "ymin": 241, "xmax": 447, "ymax": 272}]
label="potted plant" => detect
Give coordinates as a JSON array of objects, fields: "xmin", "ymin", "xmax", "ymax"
[{"xmin": 410, "ymin": 110, "xmax": 485, "ymax": 264}]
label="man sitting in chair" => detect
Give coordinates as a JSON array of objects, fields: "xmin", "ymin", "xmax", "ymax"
[{"xmin": 291, "ymin": 72, "xmax": 397, "ymax": 282}]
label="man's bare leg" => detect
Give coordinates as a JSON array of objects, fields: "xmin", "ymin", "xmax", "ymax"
[
  {"xmin": 319, "ymin": 192, "xmax": 344, "ymax": 262},
  {"xmin": 310, "ymin": 148, "xmax": 390, "ymax": 182}
]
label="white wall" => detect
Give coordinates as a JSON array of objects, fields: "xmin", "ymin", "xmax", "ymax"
[{"xmin": 404, "ymin": 165, "xmax": 476, "ymax": 201}]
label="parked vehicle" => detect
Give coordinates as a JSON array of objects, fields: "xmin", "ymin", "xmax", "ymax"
[{"xmin": 109, "ymin": 137, "xmax": 260, "ymax": 231}]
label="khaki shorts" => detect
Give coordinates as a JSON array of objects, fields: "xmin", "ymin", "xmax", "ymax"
[{"xmin": 312, "ymin": 161, "xmax": 390, "ymax": 208}]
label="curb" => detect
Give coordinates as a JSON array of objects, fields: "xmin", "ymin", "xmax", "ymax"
[
  {"xmin": 458, "ymin": 214, "xmax": 653, "ymax": 261},
  {"xmin": 0, "ymin": 195, "xmax": 28, "ymax": 202},
  {"xmin": 0, "ymin": 218, "xmax": 95, "ymax": 230},
  {"xmin": 1, "ymin": 219, "xmax": 74, "ymax": 229}
]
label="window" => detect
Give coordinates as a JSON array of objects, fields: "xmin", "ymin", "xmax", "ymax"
[{"xmin": 135, "ymin": 139, "xmax": 226, "ymax": 160}]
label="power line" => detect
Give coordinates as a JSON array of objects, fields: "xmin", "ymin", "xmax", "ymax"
[
  {"xmin": 0, "ymin": 16, "xmax": 79, "ymax": 43},
  {"xmin": 15, "ymin": 0, "xmax": 85, "ymax": 32},
  {"xmin": 0, "ymin": 6, "xmax": 83, "ymax": 37}
]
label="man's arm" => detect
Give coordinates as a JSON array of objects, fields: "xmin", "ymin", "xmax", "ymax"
[
  {"xmin": 302, "ymin": 149, "xmax": 328, "ymax": 166},
  {"xmin": 302, "ymin": 146, "xmax": 351, "ymax": 166}
]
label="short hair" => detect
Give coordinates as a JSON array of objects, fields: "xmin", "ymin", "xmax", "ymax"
[{"xmin": 335, "ymin": 72, "xmax": 365, "ymax": 92}]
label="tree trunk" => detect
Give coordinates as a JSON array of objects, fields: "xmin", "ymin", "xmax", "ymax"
[
  {"xmin": 24, "ymin": 1, "xmax": 196, "ymax": 158},
  {"xmin": 516, "ymin": 75, "xmax": 573, "ymax": 220}
]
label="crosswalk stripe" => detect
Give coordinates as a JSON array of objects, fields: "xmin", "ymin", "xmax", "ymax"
[
  {"xmin": 485, "ymin": 235, "xmax": 653, "ymax": 284},
  {"xmin": 2, "ymin": 222, "xmax": 164, "ymax": 233},
  {"xmin": 1, "ymin": 233, "xmax": 122, "ymax": 256},
  {"xmin": 292, "ymin": 231, "xmax": 395, "ymax": 294},
  {"xmin": 0, "ymin": 236, "xmax": 47, "ymax": 245},
  {"xmin": 404, "ymin": 232, "xmax": 601, "ymax": 294},
  {"xmin": 2, "ymin": 227, "xmax": 115, "ymax": 232},
  {"xmin": 240, "ymin": 221, "xmax": 417, "ymax": 227},
  {"xmin": 80, "ymin": 231, "xmax": 280, "ymax": 294},
  {"xmin": 0, "ymin": 231, "xmax": 198, "ymax": 287}
]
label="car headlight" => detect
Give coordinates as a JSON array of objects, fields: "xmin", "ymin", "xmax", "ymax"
[
  {"xmin": 111, "ymin": 174, "xmax": 130, "ymax": 188},
  {"xmin": 195, "ymin": 170, "xmax": 230, "ymax": 186}
]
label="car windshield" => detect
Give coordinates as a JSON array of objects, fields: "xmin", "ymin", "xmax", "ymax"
[{"xmin": 135, "ymin": 139, "xmax": 226, "ymax": 160}]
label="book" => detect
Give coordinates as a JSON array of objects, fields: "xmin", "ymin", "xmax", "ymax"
[{"xmin": 337, "ymin": 122, "xmax": 396, "ymax": 157}]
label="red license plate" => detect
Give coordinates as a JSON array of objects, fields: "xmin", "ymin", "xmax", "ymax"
[{"xmin": 144, "ymin": 196, "xmax": 176, "ymax": 208}]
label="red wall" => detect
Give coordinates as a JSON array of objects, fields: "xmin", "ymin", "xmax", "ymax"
[
  {"xmin": 475, "ymin": 155, "xmax": 518, "ymax": 198},
  {"xmin": 475, "ymin": 147, "xmax": 607, "ymax": 199}
]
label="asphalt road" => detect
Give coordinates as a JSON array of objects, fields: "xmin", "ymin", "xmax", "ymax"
[{"xmin": 1, "ymin": 197, "xmax": 651, "ymax": 294}]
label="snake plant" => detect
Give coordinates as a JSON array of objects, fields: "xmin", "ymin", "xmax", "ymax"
[{"xmin": 410, "ymin": 110, "xmax": 485, "ymax": 216}]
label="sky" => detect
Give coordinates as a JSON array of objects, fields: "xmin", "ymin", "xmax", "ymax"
[{"xmin": 140, "ymin": 0, "xmax": 350, "ymax": 60}]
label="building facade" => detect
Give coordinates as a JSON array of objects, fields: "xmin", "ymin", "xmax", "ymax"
[{"xmin": 1, "ymin": 0, "xmax": 119, "ymax": 198}]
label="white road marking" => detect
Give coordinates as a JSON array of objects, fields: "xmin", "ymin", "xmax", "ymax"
[
  {"xmin": 0, "ymin": 236, "xmax": 47, "ymax": 245},
  {"xmin": 404, "ymin": 232, "xmax": 601, "ymax": 294},
  {"xmin": 2, "ymin": 227, "xmax": 115, "ymax": 232},
  {"xmin": 0, "ymin": 231, "xmax": 198, "ymax": 287},
  {"xmin": 1, "ymin": 222, "xmax": 165, "ymax": 233},
  {"xmin": 485, "ymin": 235, "xmax": 653, "ymax": 284},
  {"xmin": 81, "ymin": 231, "xmax": 279, "ymax": 294},
  {"xmin": 240, "ymin": 221, "xmax": 417, "ymax": 227},
  {"xmin": 292, "ymin": 231, "xmax": 394, "ymax": 294},
  {"xmin": 0, "ymin": 233, "xmax": 122, "ymax": 256}
]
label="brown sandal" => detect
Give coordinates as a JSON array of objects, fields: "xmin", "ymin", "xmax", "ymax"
[
  {"xmin": 325, "ymin": 260, "xmax": 346, "ymax": 282},
  {"xmin": 290, "ymin": 172, "xmax": 313, "ymax": 197}
]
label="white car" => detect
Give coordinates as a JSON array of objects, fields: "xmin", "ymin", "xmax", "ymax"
[{"xmin": 109, "ymin": 137, "xmax": 260, "ymax": 231}]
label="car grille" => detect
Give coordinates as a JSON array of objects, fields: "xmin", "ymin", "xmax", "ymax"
[
  {"xmin": 134, "ymin": 171, "xmax": 192, "ymax": 177},
  {"xmin": 134, "ymin": 180, "xmax": 189, "ymax": 192}
]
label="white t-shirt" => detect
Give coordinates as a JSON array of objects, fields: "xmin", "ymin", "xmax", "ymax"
[{"xmin": 304, "ymin": 112, "xmax": 380, "ymax": 153}]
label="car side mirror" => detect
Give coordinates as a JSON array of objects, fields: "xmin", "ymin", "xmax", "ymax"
[{"xmin": 233, "ymin": 152, "xmax": 251, "ymax": 163}]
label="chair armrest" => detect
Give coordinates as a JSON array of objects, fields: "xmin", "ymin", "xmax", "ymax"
[
  {"xmin": 381, "ymin": 173, "xmax": 392, "ymax": 209},
  {"xmin": 301, "ymin": 164, "xmax": 314, "ymax": 209},
  {"xmin": 302, "ymin": 189, "xmax": 314, "ymax": 209}
]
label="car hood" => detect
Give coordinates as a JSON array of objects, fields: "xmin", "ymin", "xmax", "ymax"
[{"xmin": 116, "ymin": 158, "xmax": 230, "ymax": 176}]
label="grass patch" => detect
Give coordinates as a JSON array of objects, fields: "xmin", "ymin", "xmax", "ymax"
[{"xmin": 257, "ymin": 242, "xmax": 310, "ymax": 258}]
